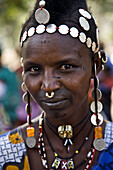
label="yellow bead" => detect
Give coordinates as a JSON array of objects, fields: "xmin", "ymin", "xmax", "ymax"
[
  {"xmin": 95, "ymin": 126, "xmax": 102, "ymax": 139},
  {"xmin": 75, "ymin": 150, "xmax": 79, "ymax": 154},
  {"xmin": 27, "ymin": 127, "xmax": 35, "ymax": 137},
  {"xmin": 55, "ymin": 153, "xmax": 58, "ymax": 157}
]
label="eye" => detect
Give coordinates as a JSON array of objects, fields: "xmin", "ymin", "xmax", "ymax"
[
  {"xmin": 60, "ymin": 64, "xmax": 73, "ymax": 70},
  {"xmin": 31, "ymin": 66, "xmax": 39, "ymax": 72}
]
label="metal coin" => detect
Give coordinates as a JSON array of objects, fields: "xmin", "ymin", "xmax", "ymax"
[
  {"xmin": 20, "ymin": 57, "xmax": 24, "ymax": 67},
  {"xmin": 70, "ymin": 27, "xmax": 79, "ymax": 38},
  {"xmin": 79, "ymin": 17, "xmax": 90, "ymax": 31},
  {"xmin": 86, "ymin": 37, "xmax": 92, "ymax": 48},
  {"xmin": 93, "ymin": 138, "xmax": 105, "ymax": 151},
  {"xmin": 36, "ymin": 25, "xmax": 45, "ymax": 34},
  {"xmin": 90, "ymin": 101, "xmax": 103, "ymax": 113},
  {"xmin": 79, "ymin": 9, "xmax": 92, "ymax": 19},
  {"xmin": 20, "ymin": 38, "xmax": 23, "ymax": 47},
  {"xmin": 23, "ymin": 92, "xmax": 28, "ymax": 103},
  {"xmin": 91, "ymin": 113, "xmax": 103, "ymax": 126},
  {"xmin": 25, "ymin": 104, "xmax": 32, "ymax": 114},
  {"xmin": 58, "ymin": 25, "xmax": 69, "ymax": 35},
  {"xmin": 35, "ymin": 8, "xmax": 50, "ymax": 24},
  {"xmin": 21, "ymin": 82, "xmax": 27, "ymax": 92},
  {"xmin": 92, "ymin": 42, "xmax": 96, "ymax": 52},
  {"xmin": 92, "ymin": 89, "xmax": 102, "ymax": 100},
  {"xmin": 22, "ymin": 31, "xmax": 27, "ymax": 42},
  {"xmin": 94, "ymin": 76, "xmax": 99, "ymax": 88},
  {"xmin": 23, "ymin": 93, "xmax": 33, "ymax": 104},
  {"xmin": 20, "ymin": 57, "xmax": 23, "ymax": 64},
  {"xmin": 79, "ymin": 32, "xmax": 86, "ymax": 43},
  {"xmin": 46, "ymin": 24, "xmax": 56, "ymax": 33},
  {"xmin": 28, "ymin": 27, "xmax": 35, "ymax": 37},
  {"xmin": 96, "ymin": 28, "xmax": 99, "ymax": 46},
  {"xmin": 26, "ymin": 137, "xmax": 36, "ymax": 148},
  {"xmin": 22, "ymin": 71, "xmax": 24, "ymax": 78},
  {"xmin": 39, "ymin": 0, "xmax": 46, "ymax": 7},
  {"xmin": 95, "ymin": 47, "xmax": 99, "ymax": 54}
]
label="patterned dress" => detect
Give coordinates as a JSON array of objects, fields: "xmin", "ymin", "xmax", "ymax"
[{"xmin": 0, "ymin": 122, "xmax": 113, "ymax": 170}]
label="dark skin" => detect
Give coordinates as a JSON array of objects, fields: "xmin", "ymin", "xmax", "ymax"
[{"xmin": 21, "ymin": 33, "xmax": 106, "ymax": 170}]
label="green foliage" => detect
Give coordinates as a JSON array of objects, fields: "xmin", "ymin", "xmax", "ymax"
[{"xmin": 0, "ymin": 0, "xmax": 35, "ymax": 47}]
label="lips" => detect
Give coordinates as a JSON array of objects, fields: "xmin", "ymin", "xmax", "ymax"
[{"xmin": 41, "ymin": 98, "xmax": 69, "ymax": 110}]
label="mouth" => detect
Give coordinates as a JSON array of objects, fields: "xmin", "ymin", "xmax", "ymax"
[{"xmin": 41, "ymin": 98, "xmax": 69, "ymax": 110}]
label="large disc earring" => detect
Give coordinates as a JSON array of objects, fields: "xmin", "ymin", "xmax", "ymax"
[
  {"xmin": 90, "ymin": 61, "xmax": 105, "ymax": 151},
  {"xmin": 22, "ymin": 82, "xmax": 36, "ymax": 148}
]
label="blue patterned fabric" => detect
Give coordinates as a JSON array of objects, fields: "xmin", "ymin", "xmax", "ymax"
[{"xmin": 92, "ymin": 143, "xmax": 113, "ymax": 170}]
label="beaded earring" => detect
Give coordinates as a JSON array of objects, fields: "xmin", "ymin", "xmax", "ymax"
[
  {"xmin": 21, "ymin": 55, "xmax": 36, "ymax": 149},
  {"xmin": 21, "ymin": 83, "xmax": 36, "ymax": 148},
  {"xmin": 90, "ymin": 58, "xmax": 105, "ymax": 151},
  {"xmin": 21, "ymin": 82, "xmax": 36, "ymax": 148}
]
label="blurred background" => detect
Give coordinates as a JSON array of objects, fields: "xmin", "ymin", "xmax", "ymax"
[{"xmin": 0, "ymin": 0, "xmax": 113, "ymax": 132}]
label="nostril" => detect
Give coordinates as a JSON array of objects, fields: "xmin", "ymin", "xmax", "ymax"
[
  {"xmin": 41, "ymin": 76, "xmax": 61, "ymax": 92},
  {"xmin": 53, "ymin": 76, "xmax": 61, "ymax": 79}
]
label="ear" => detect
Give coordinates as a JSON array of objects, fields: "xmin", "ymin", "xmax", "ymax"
[{"xmin": 91, "ymin": 52, "xmax": 101, "ymax": 78}]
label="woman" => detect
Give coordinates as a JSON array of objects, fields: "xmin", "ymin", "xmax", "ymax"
[{"xmin": 0, "ymin": 0, "xmax": 112, "ymax": 169}]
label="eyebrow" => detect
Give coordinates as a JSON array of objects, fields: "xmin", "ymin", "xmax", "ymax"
[
  {"xmin": 54, "ymin": 58, "xmax": 80, "ymax": 65},
  {"xmin": 24, "ymin": 61, "xmax": 40, "ymax": 67}
]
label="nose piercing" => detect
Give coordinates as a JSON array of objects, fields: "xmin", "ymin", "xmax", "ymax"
[{"xmin": 46, "ymin": 92, "xmax": 54, "ymax": 98}]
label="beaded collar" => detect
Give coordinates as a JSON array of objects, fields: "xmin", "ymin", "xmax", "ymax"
[{"xmin": 38, "ymin": 113, "xmax": 96, "ymax": 169}]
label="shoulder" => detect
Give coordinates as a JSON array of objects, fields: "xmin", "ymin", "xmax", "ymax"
[{"xmin": 0, "ymin": 127, "xmax": 28, "ymax": 169}]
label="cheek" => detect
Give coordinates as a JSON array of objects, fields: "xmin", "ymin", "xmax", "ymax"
[
  {"xmin": 63, "ymin": 68, "xmax": 91, "ymax": 99},
  {"xmin": 24, "ymin": 75, "xmax": 41, "ymax": 97}
]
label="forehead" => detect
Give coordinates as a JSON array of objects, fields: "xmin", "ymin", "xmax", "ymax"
[{"xmin": 22, "ymin": 33, "xmax": 91, "ymax": 61}]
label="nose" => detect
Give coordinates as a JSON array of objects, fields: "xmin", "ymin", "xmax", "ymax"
[{"xmin": 41, "ymin": 70, "xmax": 61, "ymax": 93}]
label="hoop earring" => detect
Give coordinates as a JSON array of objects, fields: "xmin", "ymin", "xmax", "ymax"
[
  {"xmin": 22, "ymin": 82, "xmax": 36, "ymax": 148},
  {"xmin": 90, "ymin": 61, "xmax": 105, "ymax": 151}
]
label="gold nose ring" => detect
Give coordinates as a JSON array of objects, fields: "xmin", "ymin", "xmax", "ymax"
[{"xmin": 46, "ymin": 92, "xmax": 54, "ymax": 98}]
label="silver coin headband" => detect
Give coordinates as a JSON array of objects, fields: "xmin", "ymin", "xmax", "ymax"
[{"xmin": 20, "ymin": 0, "xmax": 99, "ymax": 54}]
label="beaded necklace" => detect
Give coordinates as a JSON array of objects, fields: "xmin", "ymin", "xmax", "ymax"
[
  {"xmin": 45, "ymin": 112, "xmax": 90, "ymax": 152},
  {"xmin": 46, "ymin": 114, "xmax": 89, "ymax": 140},
  {"xmin": 38, "ymin": 113, "xmax": 96, "ymax": 169}
]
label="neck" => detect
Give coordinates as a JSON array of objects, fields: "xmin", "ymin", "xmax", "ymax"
[{"xmin": 44, "ymin": 96, "xmax": 89, "ymax": 128}]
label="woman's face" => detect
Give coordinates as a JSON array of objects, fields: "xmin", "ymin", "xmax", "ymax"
[{"xmin": 22, "ymin": 33, "xmax": 92, "ymax": 118}]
